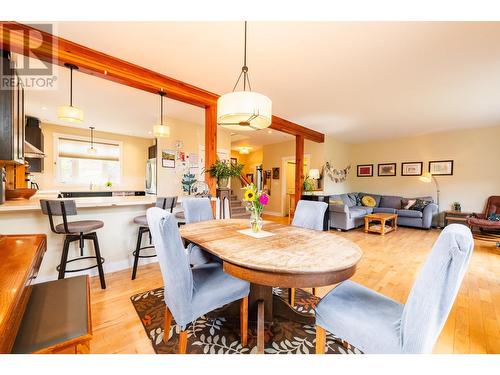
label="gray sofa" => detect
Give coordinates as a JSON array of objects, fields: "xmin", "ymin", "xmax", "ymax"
[{"xmin": 329, "ymin": 192, "xmax": 438, "ymax": 230}]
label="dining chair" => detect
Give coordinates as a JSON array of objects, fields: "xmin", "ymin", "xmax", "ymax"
[
  {"xmin": 146, "ymin": 207, "xmax": 250, "ymax": 354},
  {"xmin": 289, "ymin": 200, "xmax": 328, "ymax": 304},
  {"xmin": 182, "ymin": 197, "xmax": 216, "ymax": 265},
  {"xmin": 315, "ymin": 224, "xmax": 474, "ymax": 354}
]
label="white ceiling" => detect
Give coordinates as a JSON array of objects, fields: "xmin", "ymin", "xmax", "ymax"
[{"xmin": 24, "ymin": 21, "xmax": 500, "ymax": 143}]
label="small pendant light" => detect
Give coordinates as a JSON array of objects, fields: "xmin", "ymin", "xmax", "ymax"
[
  {"xmin": 58, "ymin": 63, "xmax": 84, "ymax": 123},
  {"xmin": 217, "ymin": 22, "xmax": 272, "ymax": 131},
  {"xmin": 87, "ymin": 126, "xmax": 97, "ymax": 154},
  {"xmin": 153, "ymin": 91, "xmax": 170, "ymax": 138}
]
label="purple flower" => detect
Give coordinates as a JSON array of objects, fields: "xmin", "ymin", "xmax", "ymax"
[{"xmin": 259, "ymin": 193, "xmax": 269, "ymax": 206}]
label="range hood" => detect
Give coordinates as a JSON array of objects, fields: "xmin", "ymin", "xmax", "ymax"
[{"xmin": 24, "ymin": 140, "xmax": 46, "ymax": 158}]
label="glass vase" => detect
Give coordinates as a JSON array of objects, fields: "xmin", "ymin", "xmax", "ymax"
[{"xmin": 250, "ymin": 212, "xmax": 263, "ymax": 233}]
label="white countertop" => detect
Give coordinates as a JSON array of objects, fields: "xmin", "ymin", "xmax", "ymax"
[{"xmin": 0, "ymin": 195, "xmax": 159, "ymax": 212}]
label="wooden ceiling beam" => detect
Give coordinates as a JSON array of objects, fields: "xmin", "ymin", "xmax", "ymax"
[{"xmin": 0, "ymin": 21, "xmax": 325, "ymax": 143}]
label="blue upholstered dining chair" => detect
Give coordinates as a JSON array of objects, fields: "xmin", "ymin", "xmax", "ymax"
[
  {"xmin": 314, "ymin": 224, "xmax": 474, "ymax": 354},
  {"xmin": 146, "ymin": 207, "xmax": 250, "ymax": 354},
  {"xmin": 292, "ymin": 200, "xmax": 328, "ymax": 230},
  {"xmin": 288, "ymin": 200, "xmax": 329, "ymax": 305},
  {"xmin": 182, "ymin": 197, "xmax": 215, "ymax": 265}
]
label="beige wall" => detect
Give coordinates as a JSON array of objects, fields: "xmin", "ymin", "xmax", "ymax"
[
  {"xmin": 33, "ymin": 123, "xmax": 153, "ymax": 191},
  {"xmin": 348, "ymin": 126, "xmax": 500, "ymax": 213},
  {"xmin": 156, "ymin": 117, "xmax": 232, "ymax": 196}
]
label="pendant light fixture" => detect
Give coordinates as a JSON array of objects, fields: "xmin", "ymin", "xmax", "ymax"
[
  {"xmin": 58, "ymin": 63, "xmax": 84, "ymax": 123},
  {"xmin": 153, "ymin": 91, "xmax": 170, "ymax": 138},
  {"xmin": 217, "ymin": 22, "xmax": 272, "ymax": 131},
  {"xmin": 87, "ymin": 126, "xmax": 97, "ymax": 154}
]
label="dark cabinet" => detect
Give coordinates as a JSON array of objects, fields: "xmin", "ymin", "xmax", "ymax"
[
  {"xmin": 148, "ymin": 144, "xmax": 157, "ymax": 159},
  {"xmin": 0, "ymin": 50, "xmax": 25, "ymax": 164},
  {"xmin": 25, "ymin": 116, "xmax": 44, "ymax": 172}
]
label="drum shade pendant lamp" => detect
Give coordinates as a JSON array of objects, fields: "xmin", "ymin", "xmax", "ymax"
[
  {"xmin": 58, "ymin": 63, "xmax": 84, "ymax": 123},
  {"xmin": 217, "ymin": 21, "xmax": 272, "ymax": 131},
  {"xmin": 87, "ymin": 126, "xmax": 97, "ymax": 154},
  {"xmin": 153, "ymin": 91, "xmax": 170, "ymax": 138}
]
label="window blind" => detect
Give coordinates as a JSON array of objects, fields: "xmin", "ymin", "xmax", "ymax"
[{"xmin": 58, "ymin": 137, "xmax": 120, "ymax": 161}]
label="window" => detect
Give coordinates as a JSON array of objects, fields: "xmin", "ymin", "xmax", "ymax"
[{"xmin": 55, "ymin": 135, "xmax": 121, "ymax": 186}]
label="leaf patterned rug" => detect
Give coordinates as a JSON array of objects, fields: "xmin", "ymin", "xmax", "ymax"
[{"xmin": 130, "ymin": 287, "xmax": 361, "ymax": 354}]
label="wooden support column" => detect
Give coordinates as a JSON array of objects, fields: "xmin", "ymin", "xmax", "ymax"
[
  {"xmin": 294, "ymin": 135, "xmax": 304, "ymax": 209},
  {"xmin": 205, "ymin": 105, "xmax": 217, "ymax": 203}
]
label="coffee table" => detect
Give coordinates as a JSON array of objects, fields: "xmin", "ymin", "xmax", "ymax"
[{"xmin": 364, "ymin": 213, "xmax": 398, "ymax": 235}]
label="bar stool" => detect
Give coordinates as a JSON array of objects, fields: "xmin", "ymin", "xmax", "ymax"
[
  {"xmin": 131, "ymin": 196, "xmax": 177, "ymax": 280},
  {"xmin": 40, "ymin": 199, "xmax": 106, "ymax": 289}
]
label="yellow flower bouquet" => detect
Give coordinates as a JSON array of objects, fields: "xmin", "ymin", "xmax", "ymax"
[{"xmin": 242, "ymin": 183, "xmax": 269, "ymax": 232}]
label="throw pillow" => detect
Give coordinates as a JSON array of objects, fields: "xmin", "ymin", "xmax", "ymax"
[
  {"xmin": 410, "ymin": 199, "xmax": 431, "ymax": 212},
  {"xmin": 403, "ymin": 199, "xmax": 417, "ymax": 209},
  {"xmin": 355, "ymin": 193, "xmax": 362, "ymax": 206},
  {"xmin": 487, "ymin": 213, "xmax": 500, "ymax": 221},
  {"xmin": 361, "ymin": 195, "xmax": 377, "ymax": 207},
  {"xmin": 330, "ymin": 200, "xmax": 344, "ymax": 206}
]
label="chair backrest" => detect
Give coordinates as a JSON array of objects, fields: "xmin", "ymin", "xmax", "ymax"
[
  {"xmin": 400, "ymin": 224, "xmax": 474, "ymax": 353},
  {"xmin": 40, "ymin": 200, "xmax": 77, "ymax": 234},
  {"xmin": 182, "ymin": 197, "xmax": 214, "ymax": 224},
  {"xmin": 146, "ymin": 207, "xmax": 194, "ymax": 328},
  {"xmin": 292, "ymin": 200, "xmax": 328, "ymax": 230},
  {"xmin": 155, "ymin": 196, "xmax": 178, "ymax": 213},
  {"xmin": 484, "ymin": 195, "xmax": 500, "ymax": 215}
]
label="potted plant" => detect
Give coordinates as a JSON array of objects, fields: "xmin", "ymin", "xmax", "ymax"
[
  {"xmin": 205, "ymin": 160, "xmax": 244, "ymax": 188},
  {"xmin": 105, "ymin": 181, "xmax": 112, "ymax": 190}
]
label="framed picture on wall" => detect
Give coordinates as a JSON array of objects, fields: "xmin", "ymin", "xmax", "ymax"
[
  {"xmin": 230, "ymin": 157, "xmax": 237, "ymax": 166},
  {"xmin": 357, "ymin": 164, "xmax": 373, "ymax": 177},
  {"xmin": 429, "ymin": 160, "xmax": 453, "ymax": 175},
  {"xmin": 272, "ymin": 167, "xmax": 280, "ymax": 179},
  {"xmin": 377, "ymin": 163, "xmax": 396, "ymax": 176},
  {"xmin": 161, "ymin": 149, "xmax": 176, "ymax": 168},
  {"xmin": 246, "ymin": 173, "xmax": 254, "ymax": 183},
  {"xmin": 401, "ymin": 162, "xmax": 423, "ymax": 176}
]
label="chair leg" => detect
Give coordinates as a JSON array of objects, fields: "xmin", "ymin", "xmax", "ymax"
[
  {"xmin": 316, "ymin": 325, "xmax": 326, "ymax": 354},
  {"xmin": 257, "ymin": 299, "xmax": 265, "ymax": 354},
  {"xmin": 58, "ymin": 236, "xmax": 71, "ymax": 279},
  {"xmin": 288, "ymin": 288, "xmax": 295, "ymax": 306},
  {"xmin": 131, "ymin": 227, "xmax": 144, "ymax": 280},
  {"xmin": 178, "ymin": 330, "xmax": 188, "ymax": 354},
  {"xmin": 240, "ymin": 296, "xmax": 248, "ymax": 346},
  {"xmin": 91, "ymin": 232, "xmax": 106, "ymax": 289},
  {"xmin": 312, "ymin": 287, "xmax": 316, "ymax": 296},
  {"xmin": 163, "ymin": 306, "xmax": 172, "ymax": 343}
]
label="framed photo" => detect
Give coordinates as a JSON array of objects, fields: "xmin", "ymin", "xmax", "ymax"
[
  {"xmin": 230, "ymin": 157, "xmax": 237, "ymax": 166},
  {"xmin": 377, "ymin": 163, "xmax": 396, "ymax": 176},
  {"xmin": 357, "ymin": 164, "xmax": 373, "ymax": 177},
  {"xmin": 272, "ymin": 167, "xmax": 280, "ymax": 179},
  {"xmin": 429, "ymin": 160, "xmax": 453, "ymax": 176},
  {"xmin": 246, "ymin": 173, "xmax": 254, "ymax": 183},
  {"xmin": 401, "ymin": 162, "xmax": 423, "ymax": 176},
  {"xmin": 161, "ymin": 149, "xmax": 176, "ymax": 168}
]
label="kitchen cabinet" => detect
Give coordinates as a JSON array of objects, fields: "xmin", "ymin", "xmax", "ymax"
[
  {"xmin": 0, "ymin": 50, "xmax": 25, "ymax": 164},
  {"xmin": 25, "ymin": 116, "xmax": 44, "ymax": 172}
]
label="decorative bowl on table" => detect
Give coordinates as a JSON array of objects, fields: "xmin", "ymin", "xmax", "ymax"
[{"xmin": 5, "ymin": 188, "xmax": 38, "ymax": 200}]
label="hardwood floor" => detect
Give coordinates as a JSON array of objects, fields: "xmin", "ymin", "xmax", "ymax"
[{"xmin": 88, "ymin": 217, "xmax": 500, "ymax": 354}]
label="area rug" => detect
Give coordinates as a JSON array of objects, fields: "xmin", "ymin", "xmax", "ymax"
[{"xmin": 130, "ymin": 287, "xmax": 361, "ymax": 354}]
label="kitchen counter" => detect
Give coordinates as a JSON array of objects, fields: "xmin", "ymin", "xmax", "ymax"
[{"xmin": 0, "ymin": 195, "xmax": 158, "ymax": 212}]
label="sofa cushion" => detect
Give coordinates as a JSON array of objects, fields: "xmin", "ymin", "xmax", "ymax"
[
  {"xmin": 397, "ymin": 209, "xmax": 423, "ymax": 218},
  {"xmin": 373, "ymin": 207, "xmax": 397, "ymax": 214},
  {"xmin": 380, "ymin": 195, "xmax": 403, "ymax": 209},
  {"xmin": 361, "ymin": 195, "xmax": 377, "ymax": 207},
  {"xmin": 358, "ymin": 193, "xmax": 382, "ymax": 207},
  {"xmin": 350, "ymin": 207, "xmax": 368, "ymax": 219},
  {"xmin": 356, "ymin": 206, "xmax": 374, "ymax": 215}
]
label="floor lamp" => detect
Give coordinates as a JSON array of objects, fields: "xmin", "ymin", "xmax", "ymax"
[{"xmin": 419, "ymin": 172, "xmax": 440, "ymax": 227}]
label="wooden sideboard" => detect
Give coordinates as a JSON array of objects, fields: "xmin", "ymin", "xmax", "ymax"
[{"xmin": 0, "ymin": 234, "xmax": 46, "ymax": 353}]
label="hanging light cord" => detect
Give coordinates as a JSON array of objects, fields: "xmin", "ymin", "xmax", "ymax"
[
  {"xmin": 232, "ymin": 21, "xmax": 252, "ymax": 92},
  {"xmin": 69, "ymin": 65, "xmax": 73, "ymax": 107},
  {"xmin": 159, "ymin": 92, "xmax": 165, "ymax": 126}
]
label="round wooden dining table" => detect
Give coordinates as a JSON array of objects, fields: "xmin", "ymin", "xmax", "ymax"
[{"xmin": 179, "ymin": 219, "xmax": 363, "ymax": 353}]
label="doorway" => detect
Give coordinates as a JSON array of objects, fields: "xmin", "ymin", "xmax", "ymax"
[{"xmin": 282, "ymin": 155, "xmax": 310, "ymax": 217}]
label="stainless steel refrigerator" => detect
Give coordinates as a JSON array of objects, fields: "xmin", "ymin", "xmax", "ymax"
[{"xmin": 145, "ymin": 158, "xmax": 157, "ymax": 194}]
